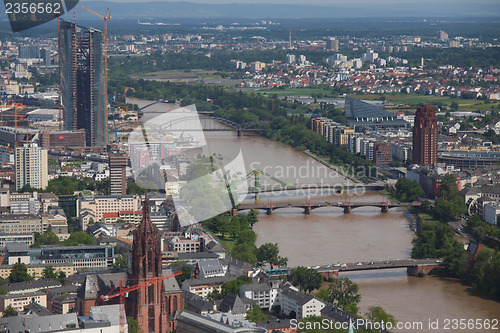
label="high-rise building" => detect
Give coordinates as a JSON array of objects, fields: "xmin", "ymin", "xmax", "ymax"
[
  {"xmin": 108, "ymin": 149, "xmax": 128, "ymax": 195},
  {"xmin": 438, "ymin": 30, "xmax": 449, "ymax": 42},
  {"xmin": 40, "ymin": 48, "xmax": 51, "ymax": 65},
  {"xmin": 326, "ymin": 37, "xmax": 339, "ymax": 52},
  {"xmin": 128, "ymin": 194, "xmax": 184, "ymax": 332},
  {"xmin": 15, "ymin": 144, "xmax": 48, "ymax": 190},
  {"xmin": 412, "ymin": 105, "xmax": 438, "ymax": 165},
  {"xmin": 60, "ymin": 21, "xmax": 107, "ymax": 147},
  {"xmin": 374, "ymin": 141, "xmax": 392, "ymax": 165},
  {"xmin": 18, "ymin": 45, "xmax": 40, "ymax": 59}
]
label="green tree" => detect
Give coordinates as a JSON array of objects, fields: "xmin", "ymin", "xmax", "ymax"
[
  {"xmin": 2, "ymin": 305, "xmax": 17, "ymax": 317},
  {"xmin": 127, "ymin": 182, "xmax": 145, "ymax": 195},
  {"xmin": 450, "ymin": 101, "xmax": 459, "ymax": 111},
  {"xmin": 127, "ymin": 316, "xmax": 141, "ymax": 333},
  {"xmin": 256, "ymin": 243, "xmax": 288, "ymax": 269},
  {"xmin": 221, "ymin": 276, "xmax": 252, "ymax": 295},
  {"xmin": 42, "ymin": 266, "xmax": 58, "ymax": 280},
  {"xmin": 247, "ymin": 209, "xmax": 258, "ymax": 228},
  {"xmin": 175, "ymin": 266, "xmax": 193, "ymax": 286},
  {"xmin": 62, "ymin": 231, "xmax": 95, "ymax": 246},
  {"xmin": 328, "ymin": 277, "xmax": 361, "ymax": 313},
  {"xmin": 32, "ymin": 232, "xmax": 61, "ymax": 248},
  {"xmin": 290, "ymin": 266, "xmax": 323, "ymax": 294},
  {"xmin": 366, "ymin": 306, "xmax": 396, "ymax": 326},
  {"xmin": 231, "ymin": 243, "xmax": 257, "ymax": 264},
  {"xmin": 9, "ymin": 263, "xmax": 33, "ymax": 283},
  {"xmin": 245, "ymin": 305, "xmax": 269, "ymax": 323},
  {"xmin": 57, "ymin": 271, "xmax": 67, "ymax": 283},
  {"xmin": 395, "ymin": 178, "xmax": 424, "ymax": 202}
]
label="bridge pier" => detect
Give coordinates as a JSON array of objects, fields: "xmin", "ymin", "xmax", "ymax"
[
  {"xmin": 407, "ymin": 264, "xmax": 441, "ymax": 277},
  {"xmin": 230, "ymin": 209, "xmax": 239, "ymax": 217},
  {"xmin": 304, "ymin": 206, "xmax": 311, "ymax": 215},
  {"xmin": 237, "ymin": 130, "xmax": 241, "ymax": 137},
  {"xmin": 381, "ymin": 205, "xmax": 389, "ymax": 213},
  {"xmin": 343, "ymin": 206, "xmax": 352, "ymax": 214},
  {"xmin": 321, "ymin": 271, "xmax": 339, "ymax": 281},
  {"xmin": 266, "ymin": 208, "xmax": 274, "ymax": 216}
]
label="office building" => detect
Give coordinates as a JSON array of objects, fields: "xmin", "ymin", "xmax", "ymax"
[
  {"xmin": 60, "ymin": 20, "xmax": 107, "ymax": 147},
  {"xmin": 412, "ymin": 105, "xmax": 438, "ymax": 165},
  {"xmin": 15, "ymin": 144, "xmax": 48, "ymax": 191},
  {"xmin": 40, "ymin": 47, "xmax": 51, "ymax": 65},
  {"xmin": 326, "ymin": 37, "xmax": 339, "ymax": 51},
  {"xmin": 18, "ymin": 45, "xmax": 40, "ymax": 59},
  {"xmin": 108, "ymin": 149, "xmax": 128, "ymax": 195},
  {"xmin": 40, "ymin": 129, "xmax": 86, "ymax": 148}
]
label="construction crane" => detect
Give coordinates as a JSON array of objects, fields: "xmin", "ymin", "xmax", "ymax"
[
  {"xmin": 99, "ymin": 270, "xmax": 182, "ymax": 304},
  {"xmin": 99, "ymin": 270, "xmax": 181, "ymax": 333},
  {"xmin": 108, "ymin": 93, "xmax": 120, "ymax": 142},
  {"xmin": 80, "ymin": 6, "xmax": 111, "ymax": 99}
]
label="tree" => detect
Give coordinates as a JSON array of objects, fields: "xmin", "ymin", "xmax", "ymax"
[
  {"xmin": 9, "ymin": 263, "xmax": 33, "ymax": 283},
  {"xmin": 32, "ymin": 232, "xmax": 60, "ymax": 248},
  {"xmin": 62, "ymin": 231, "xmax": 95, "ymax": 246},
  {"xmin": 245, "ymin": 305, "xmax": 269, "ymax": 323},
  {"xmin": 57, "ymin": 271, "xmax": 67, "ymax": 283},
  {"xmin": 247, "ymin": 209, "xmax": 258, "ymax": 228},
  {"xmin": 328, "ymin": 277, "xmax": 361, "ymax": 312},
  {"xmin": 221, "ymin": 276, "xmax": 252, "ymax": 295},
  {"xmin": 231, "ymin": 243, "xmax": 257, "ymax": 264},
  {"xmin": 366, "ymin": 306, "xmax": 396, "ymax": 326},
  {"xmin": 291, "ymin": 266, "xmax": 323, "ymax": 294},
  {"xmin": 395, "ymin": 178, "xmax": 424, "ymax": 202},
  {"xmin": 175, "ymin": 266, "xmax": 193, "ymax": 286},
  {"xmin": 127, "ymin": 316, "xmax": 140, "ymax": 333},
  {"xmin": 3, "ymin": 305, "xmax": 17, "ymax": 317},
  {"xmin": 257, "ymin": 243, "xmax": 288, "ymax": 269},
  {"xmin": 127, "ymin": 182, "xmax": 145, "ymax": 195},
  {"xmin": 42, "ymin": 266, "xmax": 58, "ymax": 280},
  {"xmin": 450, "ymin": 101, "xmax": 459, "ymax": 111}
]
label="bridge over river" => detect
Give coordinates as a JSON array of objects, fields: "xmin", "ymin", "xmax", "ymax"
[
  {"xmin": 266, "ymin": 259, "xmax": 445, "ymax": 279},
  {"xmin": 235, "ymin": 200, "xmax": 420, "ymax": 215}
]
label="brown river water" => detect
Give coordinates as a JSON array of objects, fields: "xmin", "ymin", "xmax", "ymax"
[{"xmin": 130, "ymin": 97, "xmax": 500, "ymax": 332}]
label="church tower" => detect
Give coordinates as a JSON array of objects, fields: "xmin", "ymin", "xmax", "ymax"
[{"xmin": 129, "ymin": 193, "xmax": 168, "ymax": 333}]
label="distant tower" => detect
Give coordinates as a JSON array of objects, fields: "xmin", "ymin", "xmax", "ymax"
[
  {"xmin": 412, "ymin": 105, "xmax": 438, "ymax": 165},
  {"xmin": 15, "ymin": 144, "xmax": 48, "ymax": 190},
  {"xmin": 128, "ymin": 194, "xmax": 183, "ymax": 332},
  {"xmin": 326, "ymin": 37, "xmax": 339, "ymax": 52},
  {"xmin": 289, "ymin": 30, "xmax": 292, "ymax": 49},
  {"xmin": 421, "ymin": 57, "xmax": 424, "ymax": 67}
]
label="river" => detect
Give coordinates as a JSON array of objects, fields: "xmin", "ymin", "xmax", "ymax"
[{"xmin": 129, "ymin": 97, "xmax": 500, "ymax": 332}]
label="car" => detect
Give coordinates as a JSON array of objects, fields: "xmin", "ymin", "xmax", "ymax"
[
  {"xmin": 326, "ymin": 265, "xmax": 331, "ymax": 268},
  {"xmin": 314, "ymin": 266, "xmax": 320, "ymax": 269},
  {"xmin": 357, "ymin": 262, "xmax": 363, "ymax": 266},
  {"xmin": 341, "ymin": 264, "xmax": 347, "ymax": 268},
  {"xmin": 436, "ymin": 260, "xmax": 443, "ymax": 263},
  {"xmin": 369, "ymin": 261, "xmax": 374, "ymax": 265},
  {"xmin": 334, "ymin": 263, "xmax": 341, "ymax": 267}
]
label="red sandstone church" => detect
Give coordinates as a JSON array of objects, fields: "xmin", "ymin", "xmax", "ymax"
[{"xmin": 75, "ymin": 194, "xmax": 184, "ymax": 333}]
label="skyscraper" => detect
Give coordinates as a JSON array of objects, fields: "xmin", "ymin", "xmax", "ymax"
[
  {"xmin": 60, "ymin": 20, "xmax": 107, "ymax": 147},
  {"xmin": 128, "ymin": 194, "xmax": 184, "ymax": 332},
  {"xmin": 15, "ymin": 143, "xmax": 48, "ymax": 190},
  {"xmin": 326, "ymin": 37, "xmax": 339, "ymax": 52},
  {"xmin": 412, "ymin": 104, "xmax": 438, "ymax": 165},
  {"xmin": 18, "ymin": 45, "xmax": 40, "ymax": 59},
  {"xmin": 109, "ymin": 149, "xmax": 128, "ymax": 195}
]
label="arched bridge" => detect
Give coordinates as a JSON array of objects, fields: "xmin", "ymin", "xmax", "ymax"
[
  {"xmin": 315, "ymin": 259, "xmax": 445, "ymax": 279},
  {"xmin": 159, "ymin": 116, "xmax": 269, "ymax": 136},
  {"xmin": 233, "ymin": 200, "xmax": 420, "ymax": 215}
]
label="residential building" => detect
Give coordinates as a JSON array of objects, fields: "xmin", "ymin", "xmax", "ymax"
[
  {"xmin": 326, "ymin": 37, "xmax": 339, "ymax": 52},
  {"xmin": 108, "ymin": 149, "xmax": 128, "ymax": 195},
  {"xmin": 77, "ymin": 194, "xmax": 142, "ymax": 222},
  {"xmin": 167, "ymin": 236, "xmax": 201, "ymax": 253},
  {"xmin": 279, "ymin": 285, "xmax": 325, "ymax": 319},
  {"xmin": 0, "ymin": 292, "xmax": 47, "ymax": 314},
  {"xmin": 194, "ymin": 259, "xmax": 225, "ymax": 279},
  {"xmin": 240, "ymin": 279, "xmax": 281, "ymax": 310},
  {"xmin": 484, "ymin": 203, "xmax": 500, "ymax": 225},
  {"xmin": 0, "ymin": 232, "xmax": 34, "ymax": 247},
  {"xmin": 182, "ymin": 276, "xmax": 235, "ymax": 298},
  {"xmin": 0, "ymin": 263, "xmax": 75, "ymax": 280},
  {"xmin": 29, "ymin": 245, "xmax": 115, "ymax": 271},
  {"xmin": 374, "ymin": 141, "xmax": 392, "ymax": 165},
  {"xmin": 10, "ymin": 192, "xmax": 41, "ymax": 215},
  {"xmin": 15, "ymin": 143, "xmax": 48, "ymax": 190},
  {"xmin": 0, "ymin": 214, "xmax": 44, "ymax": 234},
  {"xmin": 413, "ymin": 104, "xmax": 438, "ymax": 165}
]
